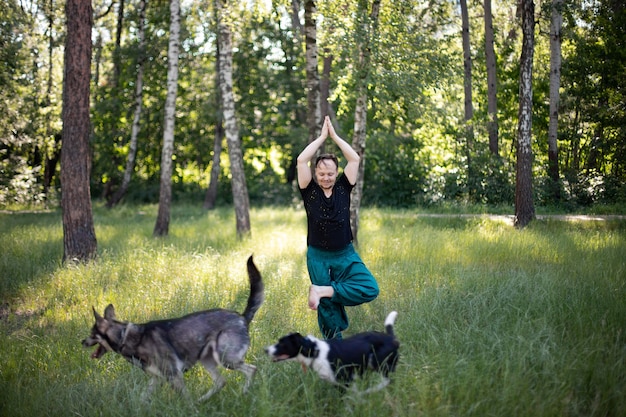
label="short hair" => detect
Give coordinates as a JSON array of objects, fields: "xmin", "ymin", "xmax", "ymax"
[{"xmin": 315, "ymin": 153, "xmax": 339, "ymax": 169}]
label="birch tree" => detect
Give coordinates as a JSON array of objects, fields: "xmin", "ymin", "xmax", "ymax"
[
  {"xmin": 216, "ymin": 0, "xmax": 251, "ymax": 237},
  {"xmin": 547, "ymin": 0, "xmax": 562, "ymax": 200},
  {"xmin": 460, "ymin": 0, "xmax": 475, "ymax": 199},
  {"xmin": 107, "ymin": 0, "xmax": 148, "ymax": 207},
  {"xmin": 514, "ymin": 0, "xmax": 536, "ymax": 228},
  {"xmin": 305, "ymin": 0, "xmax": 321, "ymax": 146},
  {"xmin": 484, "ymin": 0, "xmax": 499, "ymax": 155},
  {"xmin": 61, "ymin": 0, "xmax": 97, "ymax": 262},
  {"xmin": 350, "ymin": 0, "xmax": 380, "ymax": 244},
  {"xmin": 203, "ymin": 39, "xmax": 223, "ymax": 210},
  {"xmin": 153, "ymin": 0, "xmax": 180, "ymax": 236}
]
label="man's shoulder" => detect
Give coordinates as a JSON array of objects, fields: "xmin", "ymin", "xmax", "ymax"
[{"xmin": 336, "ymin": 174, "xmax": 354, "ymax": 191}]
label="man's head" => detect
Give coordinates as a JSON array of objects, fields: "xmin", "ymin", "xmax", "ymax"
[{"xmin": 314, "ymin": 154, "xmax": 339, "ymax": 191}]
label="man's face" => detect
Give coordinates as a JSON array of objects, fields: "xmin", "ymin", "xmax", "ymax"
[{"xmin": 315, "ymin": 159, "xmax": 338, "ymax": 191}]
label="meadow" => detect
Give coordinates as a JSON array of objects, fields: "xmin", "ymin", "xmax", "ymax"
[{"xmin": 1, "ymin": 204, "xmax": 625, "ymax": 417}]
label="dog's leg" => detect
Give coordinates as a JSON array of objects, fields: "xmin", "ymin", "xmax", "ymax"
[
  {"xmin": 167, "ymin": 372, "xmax": 191, "ymax": 399},
  {"xmin": 352, "ymin": 377, "xmax": 390, "ymax": 395},
  {"xmin": 234, "ymin": 362, "xmax": 257, "ymax": 393},
  {"xmin": 140, "ymin": 377, "xmax": 159, "ymax": 402},
  {"xmin": 198, "ymin": 358, "xmax": 226, "ymax": 402}
]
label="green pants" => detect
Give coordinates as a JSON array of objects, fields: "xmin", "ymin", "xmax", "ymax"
[{"xmin": 306, "ymin": 243, "xmax": 379, "ymax": 339}]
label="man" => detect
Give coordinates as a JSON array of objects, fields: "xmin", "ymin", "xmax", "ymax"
[{"xmin": 296, "ymin": 116, "xmax": 379, "ymax": 340}]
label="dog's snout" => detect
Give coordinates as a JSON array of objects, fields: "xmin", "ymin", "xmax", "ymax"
[{"xmin": 82, "ymin": 337, "xmax": 96, "ymax": 347}]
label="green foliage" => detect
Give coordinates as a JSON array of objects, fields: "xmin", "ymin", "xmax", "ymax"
[
  {"xmin": 1, "ymin": 0, "xmax": 625, "ymax": 210},
  {"xmin": 363, "ymin": 132, "xmax": 427, "ymax": 207},
  {"xmin": 1, "ymin": 206, "xmax": 625, "ymax": 416}
]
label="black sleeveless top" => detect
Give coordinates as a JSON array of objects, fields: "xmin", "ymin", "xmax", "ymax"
[{"xmin": 300, "ymin": 174, "xmax": 354, "ymax": 251}]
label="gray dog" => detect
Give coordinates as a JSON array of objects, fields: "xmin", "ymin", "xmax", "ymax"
[{"xmin": 82, "ymin": 255, "xmax": 264, "ymax": 401}]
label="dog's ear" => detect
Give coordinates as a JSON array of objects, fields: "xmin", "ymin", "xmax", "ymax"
[
  {"xmin": 92, "ymin": 306, "xmax": 102, "ymax": 321},
  {"xmin": 93, "ymin": 307, "xmax": 110, "ymax": 332},
  {"xmin": 104, "ymin": 304, "xmax": 116, "ymax": 320},
  {"xmin": 300, "ymin": 336, "xmax": 319, "ymax": 357}
]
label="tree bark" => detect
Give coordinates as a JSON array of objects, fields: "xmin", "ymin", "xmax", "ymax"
[
  {"xmin": 43, "ymin": 0, "xmax": 57, "ymax": 197},
  {"xmin": 61, "ymin": 0, "xmax": 97, "ymax": 262},
  {"xmin": 153, "ymin": 0, "xmax": 180, "ymax": 237},
  {"xmin": 204, "ymin": 38, "xmax": 223, "ymax": 210},
  {"xmin": 460, "ymin": 0, "xmax": 475, "ymax": 199},
  {"xmin": 113, "ymin": 0, "xmax": 124, "ymax": 87},
  {"xmin": 547, "ymin": 0, "xmax": 562, "ymax": 200},
  {"xmin": 514, "ymin": 0, "xmax": 536, "ymax": 228},
  {"xmin": 107, "ymin": 0, "xmax": 148, "ymax": 208},
  {"xmin": 484, "ymin": 0, "xmax": 499, "ymax": 155},
  {"xmin": 461, "ymin": 0, "xmax": 474, "ymax": 127},
  {"xmin": 350, "ymin": 0, "xmax": 381, "ymax": 244},
  {"xmin": 305, "ymin": 0, "xmax": 321, "ymax": 147},
  {"xmin": 321, "ymin": 52, "xmax": 332, "ymax": 121},
  {"xmin": 290, "ymin": 0, "xmax": 303, "ymax": 36},
  {"xmin": 217, "ymin": 0, "xmax": 251, "ymax": 238}
]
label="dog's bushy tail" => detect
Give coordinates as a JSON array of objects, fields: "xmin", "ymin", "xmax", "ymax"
[
  {"xmin": 243, "ymin": 255, "xmax": 264, "ymax": 324},
  {"xmin": 384, "ymin": 311, "xmax": 398, "ymax": 337}
]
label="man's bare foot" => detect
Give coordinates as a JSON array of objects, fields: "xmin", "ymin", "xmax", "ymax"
[
  {"xmin": 308, "ymin": 285, "xmax": 320, "ymax": 310},
  {"xmin": 308, "ymin": 285, "xmax": 334, "ymax": 310}
]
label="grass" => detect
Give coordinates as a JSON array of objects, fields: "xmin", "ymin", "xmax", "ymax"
[{"xmin": 1, "ymin": 204, "xmax": 625, "ymax": 416}]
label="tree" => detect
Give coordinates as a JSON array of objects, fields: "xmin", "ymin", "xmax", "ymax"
[
  {"xmin": 204, "ymin": 40, "xmax": 223, "ymax": 210},
  {"xmin": 60, "ymin": 0, "xmax": 97, "ymax": 262},
  {"xmin": 107, "ymin": 0, "xmax": 148, "ymax": 208},
  {"xmin": 514, "ymin": 0, "xmax": 536, "ymax": 228},
  {"xmin": 460, "ymin": 0, "xmax": 475, "ymax": 199},
  {"xmin": 216, "ymin": 0, "xmax": 250, "ymax": 237},
  {"xmin": 153, "ymin": 0, "xmax": 181, "ymax": 237},
  {"xmin": 484, "ymin": 0, "xmax": 499, "ymax": 155},
  {"xmin": 547, "ymin": 0, "xmax": 562, "ymax": 201},
  {"xmin": 42, "ymin": 0, "xmax": 62, "ymax": 197},
  {"xmin": 305, "ymin": 0, "xmax": 322, "ymax": 146},
  {"xmin": 350, "ymin": 0, "xmax": 381, "ymax": 243}
]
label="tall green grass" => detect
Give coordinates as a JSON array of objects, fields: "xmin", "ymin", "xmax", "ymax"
[{"xmin": 1, "ymin": 205, "xmax": 625, "ymax": 416}]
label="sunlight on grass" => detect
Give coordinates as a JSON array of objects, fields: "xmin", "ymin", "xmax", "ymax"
[{"xmin": 1, "ymin": 206, "xmax": 625, "ymax": 416}]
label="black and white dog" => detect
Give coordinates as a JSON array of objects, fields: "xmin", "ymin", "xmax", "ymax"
[{"xmin": 265, "ymin": 311, "xmax": 399, "ymax": 392}]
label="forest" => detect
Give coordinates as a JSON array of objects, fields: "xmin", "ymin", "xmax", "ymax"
[{"xmin": 1, "ymin": 0, "xmax": 625, "ymax": 212}]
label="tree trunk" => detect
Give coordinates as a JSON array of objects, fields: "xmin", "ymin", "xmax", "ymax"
[
  {"xmin": 217, "ymin": 0, "xmax": 251, "ymax": 238},
  {"xmin": 204, "ymin": 39, "xmax": 223, "ymax": 210},
  {"xmin": 461, "ymin": 0, "xmax": 473, "ymax": 127},
  {"xmin": 321, "ymin": 51, "xmax": 332, "ymax": 121},
  {"xmin": 113, "ymin": 0, "xmax": 124, "ymax": 87},
  {"xmin": 484, "ymin": 0, "xmax": 499, "ymax": 155},
  {"xmin": 460, "ymin": 0, "xmax": 475, "ymax": 199},
  {"xmin": 547, "ymin": 0, "xmax": 562, "ymax": 200},
  {"xmin": 61, "ymin": 0, "xmax": 97, "ymax": 263},
  {"xmin": 514, "ymin": 0, "xmax": 536, "ymax": 229},
  {"xmin": 43, "ymin": 0, "xmax": 57, "ymax": 197},
  {"xmin": 107, "ymin": 0, "xmax": 148, "ymax": 208},
  {"xmin": 288, "ymin": 0, "xmax": 306, "ymax": 125},
  {"xmin": 290, "ymin": 0, "xmax": 303, "ymax": 36},
  {"xmin": 350, "ymin": 0, "xmax": 381, "ymax": 244},
  {"xmin": 153, "ymin": 0, "xmax": 180, "ymax": 237},
  {"xmin": 305, "ymin": 0, "xmax": 321, "ymax": 146}
]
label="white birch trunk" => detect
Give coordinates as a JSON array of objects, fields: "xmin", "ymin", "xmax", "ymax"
[
  {"xmin": 484, "ymin": 0, "xmax": 499, "ymax": 155},
  {"xmin": 514, "ymin": 0, "xmax": 536, "ymax": 228},
  {"xmin": 108, "ymin": 0, "xmax": 147, "ymax": 207},
  {"xmin": 548, "ymin": 0, "xmax": 562, "ymax": 192},
  {"xmin": 216, "ymin": 0, "xmax": 251, "ymax": 237},
  {"xmin": 154, "ymin": 0, "xmax": 180, "ymax": 236},
  {"xmin": 350, "ymin": 0, "xmax": 380, "ymax": 244},
  {"xmin": 305, "ymin": 0, "xmax": 321, "ymax": 146}
]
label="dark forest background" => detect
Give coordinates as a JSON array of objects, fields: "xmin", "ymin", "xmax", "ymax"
[{"xmin": 1, "ymin": 0, "xmax": 625, "ymax": 211}]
